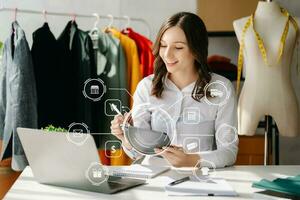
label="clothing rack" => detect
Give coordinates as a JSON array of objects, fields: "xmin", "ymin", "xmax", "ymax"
[{"xmin": 0, "ymin": 7, "xmax": 152, "ymax": 38}]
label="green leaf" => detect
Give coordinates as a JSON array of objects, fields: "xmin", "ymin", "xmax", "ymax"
[{"xmin": 42, "ymin": 124, "xmax": 67, "ymax": 133}]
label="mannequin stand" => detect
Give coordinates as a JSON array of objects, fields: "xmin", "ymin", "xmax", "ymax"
[{"xmin": 263, "ymin": 115, "xmax": 279, "ymax": 165}]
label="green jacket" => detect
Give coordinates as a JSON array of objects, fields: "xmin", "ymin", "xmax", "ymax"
[{"xmin": 91, "ymin": 31, "xmax": 128, "ymax": 149}]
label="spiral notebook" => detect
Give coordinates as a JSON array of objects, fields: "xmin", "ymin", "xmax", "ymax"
[{"xmin": 107, "ymin": 164, "xmax": 170, "ymax": 179}]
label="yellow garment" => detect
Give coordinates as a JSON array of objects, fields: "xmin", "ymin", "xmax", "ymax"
[
  {"xmin": 109, "ymin": 28, "xmax": 142, "ymax": 107},
  {"xmin": 0, "ymin": 41, "xmax": 3, "ymax": 65},
  {"xmin": 105, "ymin": 28, "xmax": 141, "ymax": 166},
  {"xmin": 110, "ymin": 149, "xmax": 132, "ymax": 166}
]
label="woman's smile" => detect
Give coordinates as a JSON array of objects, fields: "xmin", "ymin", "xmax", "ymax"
[{"xmin": 165, "ymin": 60, "xmax": 178, "ymax": 67}]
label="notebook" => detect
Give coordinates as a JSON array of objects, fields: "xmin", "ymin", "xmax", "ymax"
[
  {"xmin": 107, "ymin": 164, "xmax": 170, "ymax": 179},
  {"xmin": 165, "ymin": 178, "xmax": 238, "ymax": 196}
]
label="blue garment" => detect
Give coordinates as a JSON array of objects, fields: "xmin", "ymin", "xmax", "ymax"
[{"xmin": 0, "ymin": 21, "xmax": 37, "ymax": 171}]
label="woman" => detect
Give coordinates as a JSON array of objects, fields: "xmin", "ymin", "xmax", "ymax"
[{"xmin": 111, "ymin": 12, "xmax": 238, "ymax": 168}]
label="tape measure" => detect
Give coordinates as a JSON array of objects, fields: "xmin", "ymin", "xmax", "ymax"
[{"xmin": 236, "ymin": 8, "xmax": 299, "ymax": 94}]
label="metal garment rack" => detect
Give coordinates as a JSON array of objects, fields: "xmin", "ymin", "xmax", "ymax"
[{"xmin": 0, "ymin": 7, "xmax": 152, "ymax": 38}]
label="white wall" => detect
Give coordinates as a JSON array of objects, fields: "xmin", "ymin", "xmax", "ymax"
[
  {"xmin": 275, "ymin": 0, "xmax": 300, "ymax": 16},
  {"xmin": 0, "ymin": 0, "xmax": 197, "ymax": 45}
]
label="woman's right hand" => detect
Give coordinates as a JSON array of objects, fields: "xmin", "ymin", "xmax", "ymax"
[{"xmin": 110, "ymin": 113, "xmax": 133, "ymax": 150}]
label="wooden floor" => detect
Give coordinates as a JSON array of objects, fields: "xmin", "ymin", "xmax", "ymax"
[
  {"xmin": 0, "ymin": 158, "xmax": 21, "ymax": 199},
  {"xmin": 0, "ymin": 140, "xmax": 21, "ymax": 199}
]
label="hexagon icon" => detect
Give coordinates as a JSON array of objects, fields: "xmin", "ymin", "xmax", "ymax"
[
  {"xmin": 66, "ymin": 122, "xmax": 90, "ymax": 146},
  {"xmin": 192, "ymin": 159, "xmax": 217, "ymax": 182},
  {"xmin": 85, "ymin": 162, "xmax": 108, "ymax": 186}
]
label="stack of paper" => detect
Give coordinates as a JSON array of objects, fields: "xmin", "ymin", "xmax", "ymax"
[
  {"xmin": 165, "ymin": 178, "xmax": 238, "ymax": 196},
  {"xmin": 107, "ymin": 164, "xmax": 170, "ymax": 179}
]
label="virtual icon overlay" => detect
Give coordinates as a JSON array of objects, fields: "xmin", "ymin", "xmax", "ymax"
[
  {"xmin": 105, "ymin": 140, "xmax": 122, "ymax": 158},
  {"xmin": 66, "ymin": 122, "xmax": 90, "ymax": 146},
  {"xmin": 183, "ymin": 137, "xmax": 201, "ymax": 154},
  {"xmin": 122, "ymin": 103, "xmax": 177, "ymax": 156},
  {"xmin": 183, "ymin": 107, "xmax": 201, "ymax": 125},
  {"xmin": 174, "ymin": 133, "xmax": 215, "ymax": 174},
  {"xmin": 83, "ymin": 78, "xmax": 106, "ymax": 102},
  {"xmin": 85, "ymin": 162, "xmax": 108, "ymax": 186},
  {"xmin": 124, "ymin": 126, "xmax": 171, "ymax": 155},
  {"xmin": 105, "ymin": 99, "xmax": 121, "ymax": 116},
  {"xmin": 192, "ymin": 159, "xmax": 217, "ymax": 182},
  {"xmin": 216, "ymin": 123, "xmax": 238, "ymax": 147},
  {"xmin": 204, "ymin": 80, "xmax": 230, "ymax": 106}
]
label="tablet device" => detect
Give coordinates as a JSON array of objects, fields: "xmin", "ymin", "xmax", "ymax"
[{"xmin": 124, "ymin": 126, "xmax": 171, "ymax": 155}]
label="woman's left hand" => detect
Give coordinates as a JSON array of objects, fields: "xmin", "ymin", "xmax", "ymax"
[{"xmin": 154, "ymin": 145, "xmax": 200, "ymax": 167}]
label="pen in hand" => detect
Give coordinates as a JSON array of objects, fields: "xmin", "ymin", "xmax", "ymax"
[
  {"xmin": 110, "ymin": 103, "xmax": 123, "ymax": 115},
  {"xmin": 110, "ymin": 103, "xmax": 130, "ymax": 129}
]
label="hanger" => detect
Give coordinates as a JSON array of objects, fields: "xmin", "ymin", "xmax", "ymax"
[
  {"xmin": 90, "ymin": 13, "xmax": 100, "ymax": 36},
  {"xmin": 107, "ymin": 14, "xmax": 114, "ymax": 28},
  {"xmin": 104, "ymin": 14, "xmax": 114, "ymax": 33},
  {"xmin": 12, "ymin": 8, "xmax": 17, "ymax": 34},
  {"xmin": 122, "ymin": 15, "xmax": 131, "ymax": 34},
  {"xmin": 13, "ymin": 7, "xmax": 17, "ymax": 22},
  {"xmin": 71, "ymin": 13, "xmax": 76, "ymax": 23},
  {"xmin": 42, "ymin": 9, "xmax": 47, "ymax": 23}
]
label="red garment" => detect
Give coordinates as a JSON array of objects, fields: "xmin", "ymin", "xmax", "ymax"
[
  {"xmin": 122, "ymin": 28, "xmax": 154, "ymax": 77},
  {"xmin": 207, "ymin": 55, "xmax": 237, "ymax": 81},
  {"xmin": 207, "ymin": 55, "xmax": 231, "ymax": 64}
]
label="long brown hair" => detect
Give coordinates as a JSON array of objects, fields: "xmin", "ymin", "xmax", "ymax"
[{"xmin": 151, "ymin": 12, "xmax": 212, "ymax": 101}]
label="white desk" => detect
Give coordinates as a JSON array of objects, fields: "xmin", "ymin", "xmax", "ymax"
[{"xmin": 4, "ymin": 165, "xmax": 300, "ymax": 200}]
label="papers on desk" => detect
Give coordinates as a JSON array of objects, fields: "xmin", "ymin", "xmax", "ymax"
[
  {"xmin": 107, "ymin": 164, "xmax": 170, "ymax": 179},
  {"xmin": 165, "ymin": 178, "xmax": 238, "ymax": 196}
]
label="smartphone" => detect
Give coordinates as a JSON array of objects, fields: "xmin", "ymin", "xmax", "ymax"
[{"xmin": 123, "ymin": 126, "xmax": 171, "ymax": 155}]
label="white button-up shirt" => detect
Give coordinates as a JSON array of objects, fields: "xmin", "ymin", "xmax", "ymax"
[{"xmin": 123, "ymin": 73, "xmax": 238, "ymax": 168}]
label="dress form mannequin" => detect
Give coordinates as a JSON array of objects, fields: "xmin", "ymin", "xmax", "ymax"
[{"xmin": 233, "ymin": 1, "xmax": 300, "ymax": 137}]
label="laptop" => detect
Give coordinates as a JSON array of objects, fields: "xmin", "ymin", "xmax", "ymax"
[{"xmin": 17, "ymin": 128, "xmax": 146, "ymax": 194}]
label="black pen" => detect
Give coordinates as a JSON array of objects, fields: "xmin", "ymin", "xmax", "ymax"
[{"xmin": 168, "ymin": 176, "xmax": 190, "ymax": 186}]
